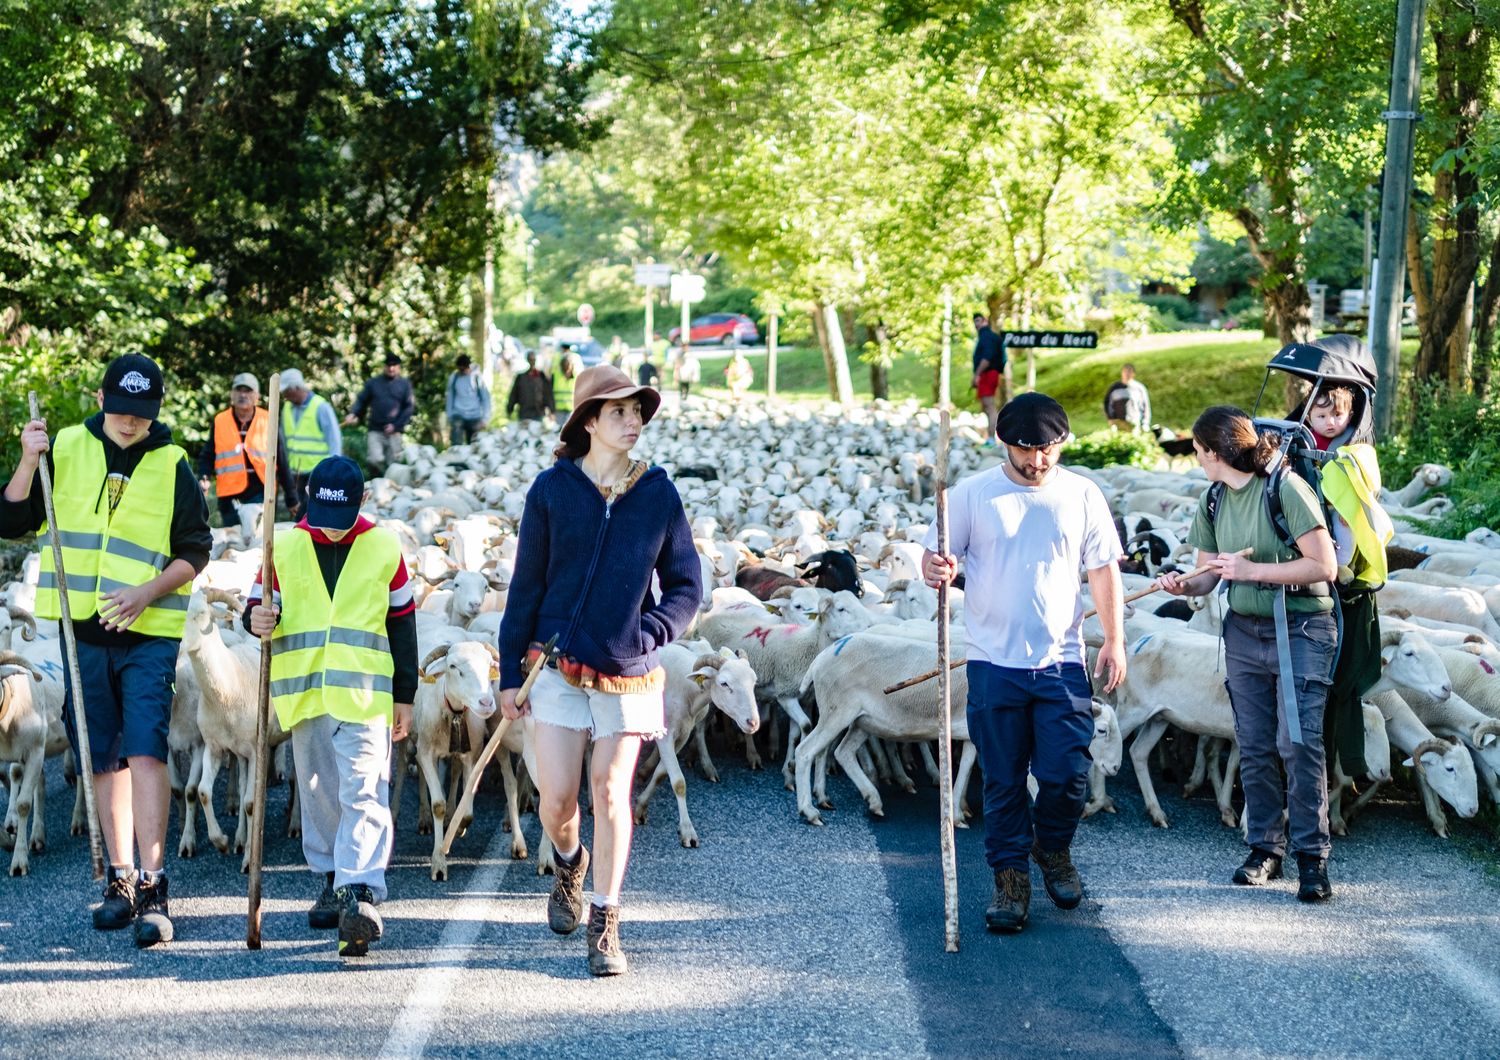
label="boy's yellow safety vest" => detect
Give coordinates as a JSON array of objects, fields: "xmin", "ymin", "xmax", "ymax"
[
  {"xmin": 1321, "ymin": 443, "xmax": 1394, "ymax": 591},
  {"xmin": 269, "ymin": 526, "xmax": 400, "ymax": 728},
  {"xmin": 281, "ymin": 393, "xmax": 333, "ymax": 474},
  {"xmin": 35, "ymin": 424, "xmax": 190, "ymax": 638}
]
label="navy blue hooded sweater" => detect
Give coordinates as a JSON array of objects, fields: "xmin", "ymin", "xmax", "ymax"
[{"xmin": 498, "ymin": 459, "xmax": 701, "ymax": 689}]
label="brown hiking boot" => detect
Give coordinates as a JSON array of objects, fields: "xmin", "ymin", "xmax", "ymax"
[
  {"xmin": 1031, "ymin": 843, "xmax": 1084, "ymax": 909},
  {"xmin": 547, "ymin": 846, "xmax": 590, "ymax": 935},
  {"xmin": 985, "ymin": 868, "xmax": 1030, "ymax": 933},
  {"xmin": 586, "ymin": 902, "xmax": 628, "ymax": 977}
]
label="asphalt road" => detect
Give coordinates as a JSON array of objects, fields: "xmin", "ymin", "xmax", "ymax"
[{"xmin": 1, "ymin": 735, "xmax": 1497, "ymax": 1059}]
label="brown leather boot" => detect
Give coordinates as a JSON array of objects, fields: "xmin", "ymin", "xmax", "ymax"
[
  {"xmin": 547, "ymin": 847, "xmax": 590, "ymax": 935},
  {"xmin": 985, "ymin": 868, "xmax": 1030, "ymax": 933},
  {"xmin": 1031, "ymin": 843, "xmax": 1084, "ymax": 909},
  {"xmin": 586, "ymin": 902, "xmax": 628, "ymax": 976}
]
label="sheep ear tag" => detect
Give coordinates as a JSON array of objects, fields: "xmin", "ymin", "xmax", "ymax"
[
  {"xmin": 489, "ymin": 665, "xmax": 500, "ymax": 681},
  {"xmin": 690, "ymin": 672, "xmax": 710, "ymax": 687}
]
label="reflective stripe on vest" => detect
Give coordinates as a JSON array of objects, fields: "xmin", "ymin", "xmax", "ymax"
[
  {"xmin": 268, "ymin": 526, "xmax": 400, "ymax": 728},
  {"xmin": 282, "ymin": 393, "xmax": 332, "ymax": 474},
  {"xmin": 213, "ymin": 407, "xmax": 270, "ymax": 497},
  {"xmin": 34, "ymin": 425, "xmax": 190, "ymax": 638}
]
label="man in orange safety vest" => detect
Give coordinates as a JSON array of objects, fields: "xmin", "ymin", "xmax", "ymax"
[{"xmin": 197, "ymin": 372, "xmax": 300, "ymax": 534}]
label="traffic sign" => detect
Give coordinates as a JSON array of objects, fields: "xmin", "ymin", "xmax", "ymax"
[
  {"xmin": 635, "ymin": 263, "xmax": 673, "ymax": 287},
  {"xmin": 998, "ymin": 330, "xmax": 1098, "ymax": 349},
  {"xmin": 577, "ymin": 303, "xmax": 595, "ymax": 326},
  {"xmin": 670, "ymin": 273, "xmax": 706, "ymax": 305}
]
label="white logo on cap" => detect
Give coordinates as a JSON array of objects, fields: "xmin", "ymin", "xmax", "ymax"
[
  {"xmin": 315, "ymin": 487, "xmax": 348, "ymax": 502},
  {"xmin": 120, "ymin": 370, "xmax": 153, "ymax": 394}
]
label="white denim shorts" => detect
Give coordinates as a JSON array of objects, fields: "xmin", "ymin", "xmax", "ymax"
[{"xmin": 528, "ymin": 666, "xmax": 665, "ymax": 740}]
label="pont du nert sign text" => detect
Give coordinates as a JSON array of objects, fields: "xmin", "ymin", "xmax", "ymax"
[{"xmin": 1000, "ymin": 330, "xmax": 1099, "ymax": 349}]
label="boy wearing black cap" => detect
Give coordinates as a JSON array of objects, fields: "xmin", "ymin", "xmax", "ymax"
[
  {"xmin": 1, "ymin": 353, "xmax": 212, "ymax": 947},
  {"xmin": 922, "ymin": 392, "xmax": 1127, "ymax": 935},
  {"xmin": 344, "ymin": 354, "xmax": 415, "ymax": 478},
  {"xmin": 245, "ymin": 455, "xmax": 418, "ymax": 957}
]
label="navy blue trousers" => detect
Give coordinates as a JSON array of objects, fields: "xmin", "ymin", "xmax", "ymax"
[
  {"xmin": 61, "ymin": 637, "xmax": 178, "ymax": 774},
  {"xmin": 966, "ymin": 660, "xmax": 1095, "ymax": 871}
]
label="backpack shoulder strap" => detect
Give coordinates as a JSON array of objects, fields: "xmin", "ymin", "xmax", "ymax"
[
  {"xmin": 1265, "ymin": 465, "xmax": 1295, "ymax": 552},
  {"xmin": 1205, "ymin": 481, "xmax": 1225, "ymax": 525}
]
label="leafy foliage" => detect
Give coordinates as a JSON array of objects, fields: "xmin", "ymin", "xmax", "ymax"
[{"xmin": 1064, "ymin": 428, "xmax": 1164, "ymax": 470}]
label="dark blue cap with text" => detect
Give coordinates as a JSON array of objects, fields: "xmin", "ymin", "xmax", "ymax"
[
  {"xmin": 101, "ymin": 354, "xmax": 165, "ymax": 420},
  {"xmin": 304, "ymin": 456, "xmax": 364, "ymax": 531}
]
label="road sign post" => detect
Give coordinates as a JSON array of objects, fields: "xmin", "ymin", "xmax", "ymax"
[
  {"xmin": 670, "ymin": 272, "xmax": 706, "ymax": 360},
  {"xmin": 635, "ymin": 263, "xmax": 672, "ymax": 354}
]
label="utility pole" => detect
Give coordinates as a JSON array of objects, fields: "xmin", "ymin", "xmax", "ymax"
[{"xmin": 1371, "ymin": 0, "xmax": 1428, "ymax": 437}]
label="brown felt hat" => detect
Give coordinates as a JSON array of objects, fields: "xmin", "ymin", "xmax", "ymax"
[{"xmin": 559, "ymin": 364, "xmax": 661, "ymax": 448}]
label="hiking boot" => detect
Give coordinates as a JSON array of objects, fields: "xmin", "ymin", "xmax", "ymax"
[
  {"xmin": 586, "ymin": 902, "xmax": 628, "ymax": 977},
  {"xmin": 1031, "ymin": 844, "xmax": 1084, "ymax": 910},
  {"xmin": 308, "ymin": 872, "xmax": 340, "ymax": 930},
  {"xmin": 1232, "ymin": 849, "xmax": 1284, "ymax": 887},
  {"xmin": 133, "ymin": 873, "xmax": 174, "ymax": 948},
  {"xmin": 985, "ymin": 868, "xmax": 1030, "ymax": 933},
  {"xmin": 1295, "ymin": 853, "xmax": 1332, "ymax": 903},
  {"xmin": 93, "ymin": 868, "xmax": 137, "ymax": 931},
  {"xmin": 336, "ymin": 884, "xmax": 383, "ymax": 957},
  {"xmin": 547, "ymin": 846, "xmax": 590, "ymax": 936}
]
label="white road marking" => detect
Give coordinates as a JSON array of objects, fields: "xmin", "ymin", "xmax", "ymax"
[
  {"xmin": 1403, "ymin": 931, "xmax": 1500, "ymax": 1029},
  {"xmin": 378, "ymin": 827, "xmax": 514, "ymax": 1060}
]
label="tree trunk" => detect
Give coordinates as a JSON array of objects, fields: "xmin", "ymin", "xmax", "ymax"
[
  {"xmin": 1474, "ymin": 233, "xmax": 1500, "ymax": 399},
  {"xmin": 871, "ymin": 323, "xmax": 892, "ymax": 401},
  {"xmin": 810, "ymin": 302, "xmax": 838, "ymax": 399},
  {"xmin": 1415, "ymin": 0, "xmax": 1490, "ymax": 391},
  {"xmin": 822, "ymin": 303, "xmax": 856, "ymax": 406}
]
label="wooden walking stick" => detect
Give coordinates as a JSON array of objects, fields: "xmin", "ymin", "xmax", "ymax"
[
  {"xmin": 28, "ymin": 392, "xmax": 105, "ymax": 881},
  {"xmin": 935, "ymin": 408, "xmax": 960, "ymax": 953},
  {"xmin": 1080, "ymin": 549, "xmax": 1249, "ymax": 620},
  {"xmin": 246, "ymin": 372, "xmax": 281, "ymax": 949},
  {"xmin": 442, "ymin": 634, "xmax": 558, "ymax": 857}
]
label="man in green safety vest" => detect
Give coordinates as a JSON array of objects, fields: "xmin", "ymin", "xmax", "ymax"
[
  {"xmin": 279, "ymin": 367, "xmax": 342, "ymax": 506},
  {"xmin": 0, "ymin": 354, "xmax": 212, "ymax": 948}
]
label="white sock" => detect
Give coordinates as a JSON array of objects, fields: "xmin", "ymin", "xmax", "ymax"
[
  {"xmin": 591, "ymin": 893, "xmax": 618, "ymax": 908},
  {"xmin": 556, "ymin": 842, "xmax": 581, "ymax": 865}
]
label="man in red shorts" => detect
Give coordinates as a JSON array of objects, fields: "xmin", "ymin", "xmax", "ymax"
[{"xmin": 972, "ymin": 314, "xmax": 1006, "ymax": 445}]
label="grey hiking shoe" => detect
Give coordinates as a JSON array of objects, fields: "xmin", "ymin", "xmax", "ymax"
[
  {"xmin": 309, "ymin": 872, "xmax": 340, "ymax": 930},
  {"xmin": 548, "ymin": 847, "xmax": 590, "ymax": 935},
  {"xmin": 133, "ymin": 873, "xmax": 174, "ymax": 948},
  {"xmin": 586, "ymin": 902, "xmax": 628, "ymax": 977},
  {"xmin": 985, "ymin": 868, "xmax": 1030, "ymax": 933},
  {"xmin": 336, "ymin": 884, "xmax": 383, "ymax": 957},
  {"xmin": 93, "ymin": 868, "xmax": 137, "ymax": 931},
  {"xmin": 1031, "ymin": 844, "xmax": 1084, "ymax": 909}
]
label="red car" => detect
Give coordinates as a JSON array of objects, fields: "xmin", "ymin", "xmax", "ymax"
[{"xmin": 669, "ymin": 312, "xmax": 759, "ymax": 346}]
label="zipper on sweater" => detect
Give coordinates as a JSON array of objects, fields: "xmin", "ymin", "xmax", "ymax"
[{"xmin": 561, "ymin": 493, "xmax": 613, "ymax": 654}]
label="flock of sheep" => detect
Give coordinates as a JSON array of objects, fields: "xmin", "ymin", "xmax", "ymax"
[{"xmin": 3, "ymin": 397, "xmax": 1499, "ymax": 885}]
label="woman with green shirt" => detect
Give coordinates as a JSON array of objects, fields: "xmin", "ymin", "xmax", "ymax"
[{"xmin": 1158, "ymin": 406, "xmax": 1339, "ymax": 903}]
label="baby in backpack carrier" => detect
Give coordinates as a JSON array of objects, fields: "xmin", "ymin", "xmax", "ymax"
[{"xmin": 1304, "ymin": 386, "xmax": 1357, "ymax": 574}]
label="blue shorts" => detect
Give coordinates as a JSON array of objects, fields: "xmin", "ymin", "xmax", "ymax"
[{"xmin": 62, "ymin": 637, "xmax": 178, "ymax": 774}]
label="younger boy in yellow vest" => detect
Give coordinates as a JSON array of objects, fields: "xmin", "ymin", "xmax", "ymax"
[
  {"xmin": 245, "ymin": 456, "xmax": 417, "ymax": 957},
  {"xmin": 196, "ymin": 372, "xmax": 300, "ymax": 528},
  {"xmin": 0, "ymin": 354, "xmax": 212, "ymax": 948}
]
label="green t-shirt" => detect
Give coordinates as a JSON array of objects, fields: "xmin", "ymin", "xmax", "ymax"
[{"xmin": 1186, "ymin": 473, "xmax": 1333, "ymax": 617}]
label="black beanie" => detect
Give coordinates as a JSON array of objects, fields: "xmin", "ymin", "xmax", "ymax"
[{"xmin": 996, "ymin": 392, "xmax": 1070, "ymax": 447}]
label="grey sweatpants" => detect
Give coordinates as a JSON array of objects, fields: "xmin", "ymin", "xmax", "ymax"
[
  {"xmin": 292, "ymin": 713, "xmax": 393, "ymax": 902},
  {"xmin": 365, "ymin": 430, "xmax": 405, "ymax": 477},
  {"xmin": 1223, "ymin": 610, "xmax": 1338, "ymax": 859}
]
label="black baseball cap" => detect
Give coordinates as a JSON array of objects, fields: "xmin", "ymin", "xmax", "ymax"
[
  {"xmin": 304, "ymin": 456, "xmax": 364, "ymax": 531},
  {"xmin": 101, "ymin": 354, "xmax": 165, "ymax": 420},
  {"xmin": 997, "ymin": 392, "xmax": 1070, "ymax": 447},
  {"xmin": 384, "ymin": 353, "xmax": 403, "ymax": 367}
]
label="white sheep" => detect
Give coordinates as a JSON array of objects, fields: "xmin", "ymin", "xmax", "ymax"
[
  {"xmin": 1381, "ymin": 463, "xmax": 1453, "ymax": 508},
  {"xmin": 634, "ymin": 642, "xmax": 759, "ymax": 847},
  {"xmin": 0, "ymin": 603, "xmax": 37, "ymax": 653},
  {"xmin": 1362, "ymin": 690, "xmax": 1479, "ymax": 837},
  {"xmin": 1376, "ymin": 580, "xmax": 1500, "ymax": 642},
  {"xmin": 0, "ymin": 651, "xmax": 55, "ymax": 876}
]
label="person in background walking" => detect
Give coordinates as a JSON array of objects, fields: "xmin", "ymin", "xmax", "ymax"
[
  {"xmin": 1, "ymin": 354, "xmax": 212, "ymax": 948},
  {"xmin": 245, "ymin": 456, "xmax": 418, "ymax": 958},
  {"xmin": 445, "ymin": 354, "xmax": 491, "ymax": 446},
  {"xmin": 1103, "ymin": 363, "xmax": 1152, "ymax": 433},
  {"xmin": 608, "ymin": 335, "xmax": 626, "ymax": 367},
  {"xmin": 196, "ymin": 372, "xmax": 300, "ymax": 531},
  {"xmin": 1158, "ymin": 405, "xmax": 1339, "ymax": 902},
  {"xmin": 344, "ymin": 354, "xmax": 414, "ymax": 479},
  {"xmin": 971, "ymin": 314, "xmax": 1006, "ymax": 445},
  {"xmin": 675, "ymin": 347, "xmax": 701, "ymax": 401},
  {"xmin": 922, "ymin": 392, "xmax": 1125, "ymax": 935},
  {"xmin": 499, "ymin": 364, "xmax": 700, "ymax": 977},
  {"xmin": 724, "ymin": 350, "xmax": 753, "ymax": 400},
  {"xmin": 507, "ymin": 352, "xmax": 556, "ymax": 422},
  {"xmin": 637, "ymin": 354, "xmax": 659, "ymax": 389},
  {"xmin": 279, "ymin": 367, "xmax": 342, "ymax": 506}
]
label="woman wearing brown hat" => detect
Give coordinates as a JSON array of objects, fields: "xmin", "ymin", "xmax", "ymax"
[{"xmin": 498, "ymin": 364, "xmax": 701, "ymax": 976}]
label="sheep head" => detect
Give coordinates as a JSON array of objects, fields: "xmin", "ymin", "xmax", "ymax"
[
  {"xmin": 1403, "ymin": 736, "xmax": 1456, "ymax": 775},
  {"xmin": 204, "ymin": 587, "xmax": 246, "ymax": 615},
  {"xmin": 2, "ymin": 604, "xmax": 37, "ymax": 646},
  {"xmin": 0, "ymin": 650, "xmax": 44, "ymax": 683}
]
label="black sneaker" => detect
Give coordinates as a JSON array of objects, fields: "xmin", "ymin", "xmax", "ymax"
[
  {"xmin": 93, "ymin": 868, "xmax": 137, "ymax": 931},
  {"xmin": 1232, "ymin": 849, "xmax": 1284, "ymax": 887},
  {"xmin": 1295, "ymin": 853, "xmax": 1332, "ymax": 902},
  {"xmin": 1031, "ymin": 844, "xmax": 1084, "ymax": 909},
  {"xmin": 309, "ymin": 873, "xmax": 339, "ymax": 930},
  {"xmin": 134, "ymin": 873, "xmax": 174, "ymax": 948},
  {"xmin": 985, "ymin": 868, "xmax": 1030, "ymax": 933},
  {"xmin": 337, "ymin": 884, "xmax": 383, "ymax": 957}
]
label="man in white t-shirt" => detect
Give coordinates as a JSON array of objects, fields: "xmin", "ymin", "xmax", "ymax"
[{"xmin": 924, "ymin": 392, "xmax": 1126, "ymax": 934}]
